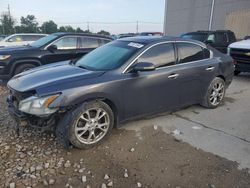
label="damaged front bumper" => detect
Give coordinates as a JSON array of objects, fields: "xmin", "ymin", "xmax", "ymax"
[{"xmin": 7, "ymin": 95, "xmax": 59, "ymax": 132}]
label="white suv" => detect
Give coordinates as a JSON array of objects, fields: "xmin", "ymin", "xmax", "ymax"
[
  {"xmin": 228, "ymin": 39, "xmax": 250, "ymax": 75},
  {"xmin": 0, "ymin": 33, "xmax": 47, "ymax": 48}
]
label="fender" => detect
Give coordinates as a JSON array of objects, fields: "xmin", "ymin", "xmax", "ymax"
[
  {"xmin": 51, "ymin": 91, "xmax": 124, "ymax": 123},
  {"xmin": 11, "ymin": 59, "xmax": 42, "ymax": 75}
]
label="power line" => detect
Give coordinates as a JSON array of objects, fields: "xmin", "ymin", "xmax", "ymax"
[{"xmin": 56, "ymin": 21, "xmax": 163, "ymax": 25}]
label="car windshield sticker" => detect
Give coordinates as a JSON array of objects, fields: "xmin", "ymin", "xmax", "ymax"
[{"xmin": 128, "ymin": 42, "xmax": 144, "ymax": 48}]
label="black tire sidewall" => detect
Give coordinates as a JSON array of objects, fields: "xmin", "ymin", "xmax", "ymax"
[
  {"xmin": 68, "ymin": 101, "xmax": 114, "ymax": 149},
  {"xmin": 14, "ymin": 64, "xmax": 36, "ymax": 75}
]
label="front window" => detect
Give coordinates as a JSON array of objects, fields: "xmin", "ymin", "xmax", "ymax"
[
  {"xmin": 30, "ymin": 34, "xmax": 58, "ymax": 47},
  {"xmin": 75, "ymin": 41, "xmax": 141, "ymax": 71},
  {"xmin": 53, "ymin": 37, "xmax": 78, "ymax": 50},
  {"xmin": 7, "ymin": 35, "xmax": 23, "ymax": 42},
  {"xmin": 138, "ymin": 43, "xmax": 175, "ymax": 68}
]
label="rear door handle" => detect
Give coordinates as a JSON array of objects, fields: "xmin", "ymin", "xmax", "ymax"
[
  {"xmin": 168, "ymin": 73, "xmax": 179, "ymax": 79},
  {"xmin": 206, "ymin": 66, "xmax": 215, "ymax": 71}
]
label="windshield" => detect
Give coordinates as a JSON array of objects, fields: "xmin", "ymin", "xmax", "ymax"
[
  {"xmin": 75, "ymin": 41, "xmax": 142, "ymax": 71},
  {"xmin": 181, "ymin": 33, "xmax": 208, "ymax": 42},
  {"xmin": 30, "ymin": 34, "xmax": 58, "ymax": 47}
]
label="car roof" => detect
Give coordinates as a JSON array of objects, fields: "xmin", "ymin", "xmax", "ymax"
[
  {"xmin": 119, "ymin": 36, "xmax": 206, "ymax": 47},
  {"xmin": 9, "ymin": 33, "xmax": 47, "ymax": 36},
  {"xmin": 184, "ymin": 30, "xmax": 234, "ymax": 34},
  {"xmin": 52, "ymin": 32, "xmax": 113, "ymax": 40}
]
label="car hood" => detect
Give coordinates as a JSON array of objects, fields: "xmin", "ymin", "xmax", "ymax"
[
  {"xmin": 7, "ymin": 61, "xmax": 105, "ymax": 93},
  {"xmin": 0, "ymin": 44, "xmax": 36, "ymax": 52},
  {"xmin": 229, "ymin": 40, "xmax": 250, "ymax": 50}
]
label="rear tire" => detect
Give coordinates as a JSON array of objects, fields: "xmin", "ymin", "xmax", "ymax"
[
  {"xmin": 201, "ymin": 77, "xmax": 225, "ymax": 109},
  {"xmin": 234, "ymin": 70, "xmax": 241, "ymax": 76},
  {"xmin": 14, "ymin": 64, "xmax": 36, "ymax": 75},
  {"xmin": 56, "ymin": 100, "xmax": 114, "ymax": 149}
]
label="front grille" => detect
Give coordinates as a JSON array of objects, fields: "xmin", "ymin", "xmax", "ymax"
[
  {"xmin": 8, "ymin": 88, "xmax": 35, "ymax": 109},
  {"xmin": 230, "ymin": 48, "xmax": 250, "ymax": 64}
]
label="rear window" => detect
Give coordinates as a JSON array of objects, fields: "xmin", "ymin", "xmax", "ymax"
[
  {"xmin": 177, "ymin": 43, "xmax": 205, "ymax": 64},
  {"xmin": 181, "ymin": 33, "xmax": 208, "ymax": 42},
  {"xmin": 80, "ymin": 37, "xmax": 111, "ymax": 49},
  {"xmin": 22, "ymin": 35, "xmax": 45, "ymax": 41},
  {"xmin": 215, "ymin": 33, "xmax": 228, "ymax": 43}
]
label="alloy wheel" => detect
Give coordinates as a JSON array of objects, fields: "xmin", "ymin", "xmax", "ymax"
[
  {"xmin": 209, "ymin": 82, "xmax": 225, "ymax": 106},
  {"xmin": 74, "ymin": 108, "xmax": 110, "ymax": 144}
]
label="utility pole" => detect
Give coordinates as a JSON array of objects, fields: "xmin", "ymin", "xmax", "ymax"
[
  {"xmin": 136, "ymin": 21, "xmax": 139, "ymax": 34},
  {"xmin": 163, "ymin": 0, "xmax": 168, "ymax": 35},
  {"xmin": 87, "ymin": 22, "xmax": 89, "ymax": 32},
  {"xmin": 7, "ymin": 4, "xmax": 11, "ymax": 18},
  {"xmin": 208, "ymin": 0, "xmax": 215, "ymax": 30}
]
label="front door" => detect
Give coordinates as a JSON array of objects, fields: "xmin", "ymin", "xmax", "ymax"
[
  {"xmin": 122, "ymin": 43, "xmax": 181, "ymax": 119},
  {"xmin": 42, "ymin": 36, "xmax": 79, "ymax": 64}
]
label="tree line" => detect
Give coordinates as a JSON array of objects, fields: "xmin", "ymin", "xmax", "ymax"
[{"xmin": 0, "ymin": 13, "xmax": 110, "ymax": 36}]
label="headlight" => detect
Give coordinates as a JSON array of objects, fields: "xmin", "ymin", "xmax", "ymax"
[
  {"xmin": 0, "ymin": 55, "xmax": 11, "ymax": 60},
  {"xmin": 18, "ymin": 94, "xmax": 59, "ymax": 116}
]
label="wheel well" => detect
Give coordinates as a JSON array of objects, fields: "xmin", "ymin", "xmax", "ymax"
[
  {"xmin": 102, "ymin": 98, "xmax": 118, "ymax": 128},
  {"xmin": 12, "ymin": 60, "xmax": 41, "ymax": 75},
  {"xmin": 217, "ymin": 75, "xmax": 225, "ymax": 81}
]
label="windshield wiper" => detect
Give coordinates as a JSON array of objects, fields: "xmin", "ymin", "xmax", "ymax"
[{"xmin": 78, "ymin": 65, "xmax": 88, "ymax": 70}]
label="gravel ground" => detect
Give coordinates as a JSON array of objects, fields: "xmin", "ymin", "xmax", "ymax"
[{"xmin": 0, "ymin": 82, "xmax": 250, "ymax": 188}]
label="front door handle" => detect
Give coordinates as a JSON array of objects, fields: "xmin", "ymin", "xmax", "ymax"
[
  {"xmin": 206, "ymin": 66, "xmax": 215, "ymax": 71},
  {"xmin": 168, "ymin": 73, "xmax": 179, "ymax": 79}
]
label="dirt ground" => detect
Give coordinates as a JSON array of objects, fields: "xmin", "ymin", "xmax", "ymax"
[{"xmin": 0, "ymin": 83, "xmax": 250, "ymax": 188}]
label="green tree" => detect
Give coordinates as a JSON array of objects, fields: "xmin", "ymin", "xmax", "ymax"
[
  {"xmin": 64, "ymin": 25, "xmax": 75, "ymax": 32},
  {"xmin": 97, "ymin": 30, "xmax": 110, "ymax": 36},
  {"xmin": 76, "ymin": 27, "xmax": 83, "ymax": 33},
  {"xmin": 20, "ymin": 15, "xmax": 38, "ymax": 33},
  {"xmin": 58, "ymin": 26, "xmax": 66, "ymax": 32},
  {"xmin": 41, "ymin": 20, "xmax": 58, "ymax": 34},
  {"xmin": 0, "ymin": 12, "xmax": 15, "ymax": 35}
]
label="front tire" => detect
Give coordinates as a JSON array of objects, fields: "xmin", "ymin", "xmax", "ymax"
[
  {"xmin": 14, "ymin": 64, "xmax": 36, "ymax": 75},
  {"xmin": 201, "ymin": 77, "xmax": 225, "ymax": 109},
  {"xmin": 56, "ymin": 100, "xmax": 114, "ymax": 149}
]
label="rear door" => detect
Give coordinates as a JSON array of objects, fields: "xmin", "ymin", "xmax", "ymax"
[
  {"xmin": 175, "ymin": 42, "xmax": 217, "ymax": 106},
  {"xmin": 42, "ymin": 36, "xmax": 79, "ymax": 64},
  {"xmin": 76, "ymin": 37, "xmax": 111, "ymax": 59}
]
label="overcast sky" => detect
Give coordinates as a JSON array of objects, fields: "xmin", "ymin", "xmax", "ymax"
[{"xmin": 0, "ymin": 0, "xmax": 165, "ymax": 34}]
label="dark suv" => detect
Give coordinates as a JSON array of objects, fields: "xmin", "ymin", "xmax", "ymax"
[
  {"xmin": 180, "ymin": 30, "xmax": 236, "ymax": 54},
  {"xmin": 0, "ymin": 33, "xmax": 112, "ymax": 80}
]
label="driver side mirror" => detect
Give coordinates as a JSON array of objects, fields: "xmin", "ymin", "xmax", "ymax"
[
  {"xmin": 47, "ymin": 44, "xmax": 57, "ymax": 52},
  {"xmin": 206, "ymin": 40, "xmax": 214, "ymax": 44},
  {"xmin": 8, "ymin": 38, "xmax": 14, "ymax": 42},
  {"xmin": 131, "ymin": 62, "xmax": 155, "ymax": 72}
]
